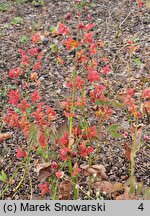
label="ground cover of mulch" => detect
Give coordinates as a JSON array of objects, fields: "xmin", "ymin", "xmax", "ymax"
[{"xmin": 0, "ymin": 0, "xmax": 149, "ymax": 199}]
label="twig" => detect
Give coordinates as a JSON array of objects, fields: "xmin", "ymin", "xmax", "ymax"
[{"xmin": 119, "ymin": 11, "xmax": 132, "ymax": 28}]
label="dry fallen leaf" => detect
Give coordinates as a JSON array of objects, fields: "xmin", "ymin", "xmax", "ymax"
[
  {"xmin": 93, "ymin": 181, "xmax": 113, "ymax": 193},
  {"xmin": 131, "ymin": 124, "xmax": 143, "ymax": 150},
  {"xmin": 34, "ymin": 162, "xmax": 53, "ymax": 183},
  {"xmin": 123, "ymin": 143, "xmax": 131, "ymax": 161},
  {"xmin": 116, "ymin": 186, "xmax": 139, "ymax": 200},
  {"xmin": 0, "ymin": 133, "xmax": 12, "ymax": 143},
  {"xmin": 81, "ymin": 164, "xmax": 109, "ymax": 180},
  {"xmin": 59, "ymin": 180, "xmax": 72, "ymax": 200},
  {"xmin": 93, "ymin": 181, "xmax": 124, "ymax": 195}
]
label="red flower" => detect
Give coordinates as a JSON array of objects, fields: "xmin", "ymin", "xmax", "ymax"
[
  {"xmin": 87, "ymin": 125, "xmax": 97, "ymax": 139},
  {"xmin": 18, "ymin": 100, "xmax": 30, "ymax": 112},
  {"xmin": 59, "ymin": 132, "xmax": 69, "ymax": 147},
  {"xmin": 66, "ymin": 76, "xmax": 85, "ymax": 90},
  {"xmin": 37, "ymin": 50, "xmax": 45, "ymax": 60},
  {"xmin": 72, "ymin": 126, "xmax": 82, "ymax": 138},
  {"xmin": 142, "ymin": 88, "xmax": 150, "ymax": 99},
  {"xmin": 87, "ymin": 67, "xmax": 100, "ymax": 82},
  {"xmin": 77, "ymin": 50, "xmax": 87, "ymax": 64},
  {"xmin": 38, "ymin": 182, "xmax": 50, "ymax": 196},
  {"xmin": 78, "ymin": 22, "xmax": 85, "ymax": 29},
  {"xmin": 28, "ymin": 47, "xmax": 39, "ymax": 56},
  {"xmin": 32, "ymin": 110, "xmax": 46, "ymax": 127},
  {"xmin": 51, "ymin": 161, "xmax": 58, "ymax": 169},
  {"xmin": 21, "ymin": 55, "xmax": 31, "ymax": 67},
  {"xmin": 89, "ymin": 43, "xmax": 97, "ymax": 55},
  {"xmin": 8, "ymin": 90, "xmax": 21, "ymax": 105},
  {"xmin": 83, "ymin": 32, "xmax": 93, "ymax": 44},
  {"xmin": 32, "ymin": 33, "xmax": 41, "ymax": 44},
  {"xmin": 138, "ymin": 0, "xmax": 144, "ymax": 7},
  {"xmin": 101, "ymin": 65, "xmax": 111, "ymax": 75},
  {"xmin": 63, "ymin": 37, "xmax": 80, "ymax": 51},
  {"xmin": 65, "ymin": 13, "xmax": 71, "ymax": 20},
  {"xmin": 64, "ymin": 112, "xmax": 76, "ymax": 118},
  {"xmin": 30, "ymin": 72, "xmax": 38, "ymax": 81},
  {"xmin": 31, "ymin": 90, "xmax": 41, "ymax": 103},
  {"xmin": 127, "ymin": 88, "xmax": 135, "ymax": 96},
  {"xmin": 39, "ymin": 132, "xmax": 47, "ymax": 148},
  {"xmin": 16, "ymin": 148, "xmax": 26, "ymax": 159},
  {"xmin": 9, "ymin": 67, "xmax": 23, "ymax": 79},
  {"xmin": 90, "ymin": 85, "xmax": 105, "ymax": 102},
  {"xmin": 72, "ymin": 163, "xmax": 81, "ymax": 177},
  {"xmin": 58, "ymin": 23, "xmax": 70, "ymax": 35},
  {"xmin": 144, "ymin": 101, "xmax": 150, "ymax": 112},
  {"xmin": 57, "ymin": 55, "xmax": 64, "ymax": 65},
  {"xmin": 60, "ymin": 147, "xmax": 71, "ymax": 161},
  {"xmin": 61, "ymin": 98, "xmax": 72, "ymax": 111},
  {"xmin": 33, "ymin": 61, "xmax": 41, "ymax": 71},
  {"xmin": 3, "ymin": 110, "xmax": 19, "ymax": 127},
  {"xmin": 78, "ymin": 141, "xmax": 94, "ymax": 157},
  {"xmin": 18, "ymin": 49, "xmax": 26, "ymax": 56},
  {"xmin": 55, "ymin": 171, "xmax": 64, "ymax": 179},
  {"xmin": 84, "ymin": 23, "xmax": 95, "ymax": 31},
  {"xmin": 46, "ymin": 106, "xmax": 56, "ymax": 121}
]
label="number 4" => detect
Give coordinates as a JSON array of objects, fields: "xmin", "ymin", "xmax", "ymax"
[{"xmin": 138, "ymin": 203, "xmax": 144, "ymax": 211}]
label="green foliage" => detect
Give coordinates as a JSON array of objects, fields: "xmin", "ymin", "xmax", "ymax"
[
  {"xmin": 3, "ymin": 23, "xmax": 10, "ymax": 29},
  {"xmin": 51, "ymin": 44, "xmax": 58, "ymax": 53},
  {"xmin": 14, "ymin": 0, "xmax": 28, "ymax": 3},
  {"xmin": 0, "ymin": 3, "xmax": 8, "ymax": 12},
  {"xmin": 11, "ymin": 17, "xmax": 23, "ymax": 25},
  {"xmin": 0, "ymin": 170, "xmax": 7, "ymax": 183},
  {"xmin": 20, "ymin": 35, "xmax": 29, "ymax": 43},
  {"xmin": 135, "ymin": 58, "xmax": 141, "ymax": 66},
  {"xmin": 106, "ymin": 124, "xmax": 122, "ymax": 138}
]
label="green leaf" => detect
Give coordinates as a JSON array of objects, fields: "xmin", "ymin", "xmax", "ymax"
[
  {"xmin": 51, "ymin": 44, "xmax": 58, "ymax": 53},
  {"xmin": 11, "ymin": 17, "xmax": 23, "ymax": 25},
  {"xmin": 112, "ymin": 100, "xmax": 124, "ymax": 108},
  {"xmin": 106, "ymin": 124, "xmax": 121, "ymax": 131},
  {"xmin": 144, "ymin": 187, "xmax": 150, "ymax": 200},
  {"xmin": 3, "ymin": 23, "xmax": 10, "ymax": 29},
  {"xmin": 110, "ymin": 130, "xmax": 122, "ymax": 138},
  {"xmin": 96, "ymin": 100, "xmax": 111, "ymax": 106},
  {"xmin": 0, "ymin": 170, "xmax": 7, "ymax": 183},
  {"xmin": 135, "ymin": 58, "xmax": 141, "ymax": 66},
  {"xmin": 0, "ymin": 3, "xmax": 8, "ymax": 12},
  {"xmin": 20, "ymin": 35, "xmax": 29, "ymax": 43},
  {"xmin": 49, "ymin": 26, "xmax": 56, "ymax": 32}
]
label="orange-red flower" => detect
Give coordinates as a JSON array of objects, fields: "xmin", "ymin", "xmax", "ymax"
[
  {"xmin": 16, "ymin": 148, "xmax": 26, "ymax": 159},
  {"xmin": 18, "ymin": 100, "xmax": 30, "ymax": 112},
  {"xmin": 8, "ymin": 90, "xmax": 21, "ymax": 105},
  {"xmin": 38, "ymin": 182, "xmax": 50, "ymax": 195},
  {"xmin": 63, "ymin": 37, "xmax": 80, "ymax": 51},
  {"xmin": 72, "ymin": 163, "xmax": 81, "ymax": 177},
  {"xmin": 9, "ymin": 67, "xmax": 23, "ymax": 79},
  {"xmin": 58, "ymin": 23, "xmax": 70, "ymax": 35},
  {"xmin": 32, "ymin": 33, "xmax": 41, "ymax": 44},
  {"xmin": 31, "ymin": 90, "xmax": 41, "ymax": 103}
]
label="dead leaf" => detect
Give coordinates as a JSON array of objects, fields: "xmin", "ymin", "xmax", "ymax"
[
  {"xmin": 116, "ymin": 186, "xmax": 139, "ymax": 200},
  {"xmin": 93, "ymin": 181, "xmax": 113, "ymax": 193},
  {"xmin": 93, "ymin": 181, "xmax": 124, "ymax": 195},
  {"xmin": 131, "ymin": 124, "xmax": 143, "ymax": 150},
  {"xmin": 123, "ymin": 143, "xmax": 131, "ymax": 161},
  {"xmin": 81, "ymin": 164, "xmax": 109, "ymax": 180},
  {"xmin": 111, "ymin": 182, "xmax": 124, "ymax": 193},
  {"xmin": 59, "ymin": 180, "xmax": 72, "ymax": 200},
  {"xmin": 0, "ymin": 133, "xmax": 12, "ymax": 142},
  {"xmin": 34, "ymin": 162, "xmax": 53, "ymax": 182}
]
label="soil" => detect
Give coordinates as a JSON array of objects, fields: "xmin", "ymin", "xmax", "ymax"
[{"xmin": 0, "ymin": 0, "xmax": 149, "ymax": 200}]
